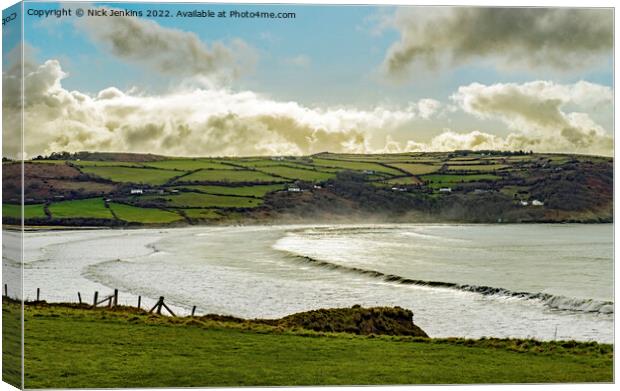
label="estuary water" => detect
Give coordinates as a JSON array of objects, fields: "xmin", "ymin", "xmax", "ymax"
[{"xmin": 3, "ymin": 224, "xmax": 613, "ymax": 342}]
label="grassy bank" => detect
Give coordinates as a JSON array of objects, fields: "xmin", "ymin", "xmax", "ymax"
[{"xmin": 3, "ymin": 301, "xmax": 614, "ymax": 387}]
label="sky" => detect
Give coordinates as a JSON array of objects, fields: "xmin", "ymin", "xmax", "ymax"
[{"xmin": 1, "ymin": 1, "xmax": 615, "ymax": 158}]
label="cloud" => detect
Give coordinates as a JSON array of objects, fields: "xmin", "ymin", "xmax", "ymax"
[
  {"xmin": 383, "ymin": 7, "xmax": 613, "ymax": 77},
  {"xmin": 416, "ymin": 98, "xmax": 441, "ymax": 119},
  {"xmin": 4, "ymin": 55, "xmax": 611, "ymax": 159},
  {"xmin": 7, "ymin": 58, "xmax": 432, "ymax": 158},
  {"xmin": 450, "ymin": 81, "xmax": 613, "ymax": 155},
  {"xmin": 74, "ymin": 6, "xmax": 254, "ymax": 82},
  {"xmin": 2, "ymin": 44, "xmax": 25, "ymax": 159}
]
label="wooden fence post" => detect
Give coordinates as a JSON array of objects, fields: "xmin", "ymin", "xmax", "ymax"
[
  {"xmin": 148, "ymin": 297, "xmax": 163, "ymax": 314},
  {"xmin": 93, "ymin": 291, "xmax": 98, "ymax": 307},
  {"xmin": 78, "ymin": 292, "xmax": 82, "ymax": 304},
  {"xmin": 145, "ymin": 297, "xmax": 175, "ymax": 317},
  {"xmin": 191, "ymin": 306, "xmax": 196, "ymax": 316},
  {"xmin": 113, "ymin": 289, "xmax": 118, "ymax": 307},
  {"xmin": 160, "ymin": 299, "xmax": 176, "ymax": 317},
  {"xmin": 156, "ymin": 296, "xmax": 164, "ymax": 315},
  {"xmin": 137, "ymin": 296, "xmax": 141, "ymax": 309},
  {"xmin": 4, "ymin": 284, "xmax": 7, "ymax": 297},
  {"xmin": 36, "ymin": 288, "xmax": 40, "ymax": 302}
]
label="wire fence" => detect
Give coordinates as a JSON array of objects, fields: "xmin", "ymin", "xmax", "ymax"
[{"xmin": 2, "ymin": 283, "xmax": 197, "ymax": 317}]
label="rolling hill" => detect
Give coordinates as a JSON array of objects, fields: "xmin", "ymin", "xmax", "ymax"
[{"xmin": 1, "ymin": 150, "xmax": 613, "ymax": 226}]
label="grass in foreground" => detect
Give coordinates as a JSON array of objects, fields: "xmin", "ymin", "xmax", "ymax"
[
  {"xmin": 2, "ymin": 301, "xmax": 22, "ymax": 388},
  {"xmin": 7, "ymin": 301, "xmax": 613, "ymax": 388}
]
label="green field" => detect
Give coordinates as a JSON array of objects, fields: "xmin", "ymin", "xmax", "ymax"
[
  {"xmin": 310, "ymin": 158, "xmax": 402, "ymax": 176},
  {"xmin": 317, "ymin": 153, "xmax": 441, "ymax": 164},
  {"xmin": 180, "ymin": 184, "xmax": 286, "ymax": 197},
  {"xmin": 449, "ymin": 156, "xmax": 480, "ymax": 161},
  {"xmin": 49, "ymin": 198, "xmax": 114, "ymax": 219},
  {"xmin": 387, "ymin": 163, "xmax": 441, "ymax": 175},
  {"xmin": 109, "ymin": 203, "xmax": 183, "ymax": 224},
  {"xmin": 11, "ymin": 302, "xmax": 613, "ymax": 388},
  {"xmin": 143, "ymin": 159, "xmax": 236, "ymax": 171},
  {"xmin": 256, "ymin": 166, "xmax": 335, "ymax": 181},
  {"xmin": 80, "ymin": 166, "xmax": 182, "ymax": 185},
  {"xmin": 144, "ymin": 192, "xmax": 263, "ymax": 208},
  {"xmin": 227, "ymin": 159, "xmax": 297, "ymax": 168},
  {"xmin": 179, "ymin": 169, "xmax": 283, "ymax": 183},
  {"xmin": 446, "ymin": 164, "xmax": 508, "ymax": 172},
  {"xmin": 3, "ymin": 204, "xmax": 47, "ymax": 219}
]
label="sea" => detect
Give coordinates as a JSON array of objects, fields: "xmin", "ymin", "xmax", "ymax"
[{"xmin": 2, "ymin": 224, "xmax": 613, "ymax": 342}]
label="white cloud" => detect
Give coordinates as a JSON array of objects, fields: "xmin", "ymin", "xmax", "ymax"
[
  {"xmin": 450, "ymin": 81, "xmax": 613, "ymax": 155},
  {"xmin": 3, "ymin": 55, "xmax": 612, "ymax": 159},
  {"xmin": 416, "ymin": 98, "xmax": 441, "ymax": 120},
  {"xmin": 8, "ymin": 59, "xmax": 432, "ymax": 158}
]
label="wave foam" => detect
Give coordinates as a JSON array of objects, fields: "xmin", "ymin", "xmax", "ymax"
[{"xmin": 283, "ymin": 253, "xmax": 613, "ymax": 315}]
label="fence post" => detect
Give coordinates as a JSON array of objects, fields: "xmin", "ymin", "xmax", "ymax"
[
  {"xmin": 4, "ymin": 284, "xmax": 7, "ymax": 297},
  {"xmin": 36, "ymin": 288, "xmax": 40, "ymax": 302},
  {"xmin": 160, "ymin": 299, "xmax": 175, "ymax": 317},
  {"xmin": 148, "ymin": 297, "xmax": 163, "ymax": 314},
  {"xmin": 156, "ymin": 296, "xmax": 164, "ymax": 315},
  {"xmin": 191, "ymin": 306, "xmax": 196, "ymax": 316},
  {"xmin": 93, "ymin": 291, "xmax": 98, "ymax": 307},
  {"xmin": 137, "ymin": 296, "xmax": 141, "ymax": 309},
  {"xmin": 113, "ymin": 289, "xmax": 118, "ymax": 307},
  {"xmin": 78, "ymin": 292, "xmax": 82, "ymax": 304}
]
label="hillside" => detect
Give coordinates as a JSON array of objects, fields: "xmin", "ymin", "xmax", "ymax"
[
  {"xmin": 1, "ymin": 150, "xmax": 613, "ymax": 226},
  {"xmin": 2, "ymin": 299, "xmax": 613, "ymax": 387}
]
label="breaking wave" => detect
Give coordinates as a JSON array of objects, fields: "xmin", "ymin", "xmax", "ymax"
[{"xmin": 282, "ymin": 253, "xmax": 614, "ymax": 315}]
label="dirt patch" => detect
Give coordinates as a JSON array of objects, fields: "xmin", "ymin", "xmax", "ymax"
[{"xmin": 273, "ymin": 305, "xmax": 428, "ymax": 337}]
